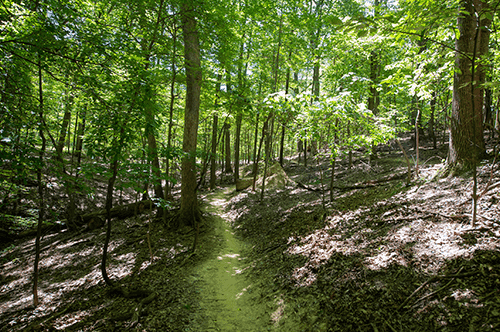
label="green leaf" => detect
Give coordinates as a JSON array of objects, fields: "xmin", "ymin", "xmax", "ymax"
[
  {"xmin": 328, "ymin": 16, "xmax": 343, "ymax": 26},
  {"xmin": 357, "ymin": 29, "xmax": 368, "ymax": 38}
]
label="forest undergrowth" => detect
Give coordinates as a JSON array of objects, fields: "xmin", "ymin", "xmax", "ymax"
[
  {"xmin": 1, "ymin": 136, "xmax": 500, "ymax": 331},
  {"xmin": 227, "ymin": 137, "xmax": 500, "ymax": 331}
]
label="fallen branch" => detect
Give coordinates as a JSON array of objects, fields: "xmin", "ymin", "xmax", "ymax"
[
  {"xmin": 413, "ymin": 276, "xmax": 457, "ymax": 306},
  {"xmin": 330, "ymin": 172, "xmax": 408, "ymax": 191},
  {"xmin": 398, "ymin": 267, "xmax": 476, "ymax": 310},
  {"xmin": 77, "ymin": 199, "xmax": 154, "ymax": 225},
  {"xmin": 296, "ymin": 181, "xmax": 322, "ymax": 192}
]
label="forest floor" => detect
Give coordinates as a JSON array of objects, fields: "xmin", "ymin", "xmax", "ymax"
[{"xmin": 1, "ymin": 135, "xmax": 500, "ymax": 331}]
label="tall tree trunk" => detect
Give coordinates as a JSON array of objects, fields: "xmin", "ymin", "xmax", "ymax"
[
  {"xmin": 165, "ymin": 29, "xmax": 178, "ymax": 199},
  {"xmin": 179, "ymin": 1, "xmax": 202, "ymax": 227},
  {"xmin": 220, "ymin": 125, "xmax": 225, "ymax": 168},
  {"xmin": 368, "ymin": 50, "xmax": 380, "ymax": 159},
  {"xmin": 142, "ymin": 54, "xmax": 164, "ymax": 200},
  {"xmin": 210, "ymin": 73, "xmax": 222, "ymax": 189},
  {"xmin": 449, "ymin": 0, "xmax": 491, "ymax": 167},
  {"xmin": 234, "ymin": 38, "xmax": 247, "ymax": 183},
  {"xmin": 298, "ymin": 140, "xmax": 303, "ymax": 163},
  {"xmin": 429, "ymin": 90, "xmax": 437, "ymax": 149},
  {"xmin": 260, "ymin": 14, "xmax": 282, "ymax": 198},
  {"xmin": 145, "ymin": 103, "xmax": 163, "ymax": 199},
  {"xmin": 368, "ymin": 0, "xmax": 381, "ymax": 159},
  {"xmin": 74, "ymin": 106, "xmax": 86, "ymax": 163},
  {"xmin": 224, "ymin": 123, "xmax": 232, "ymax": 173},
  {"xmin": 280, "ymin": 57, "xmax": 291, "ymax": 167},
  {"xmin": 100, "ymin": 112, "xmax": 130, "ymax": 286},
  {"xmin": 368, "ymin": 49, "xmax": 380, "ymax": 115},
  {"xmin": 260, "ymin": 115, "xmax": 274, "ymax": 201},
  {"xmin": 165, "ymin": 28, "xmax": 177, "ymax": 200},
  {"xmin": 252, "ymin": 112, "xmax": 259, "ymax": 175},
  {"xmin": 56, "ymin": 100, "xmax": 72, "ymax": 157},
  {"xmin": 484, "ymin": 87, "xmax": 493, "ymax": 137},
  {"xmin": 33, "ymin": 56, "xmax": 46, "ymax": 307},
  {"xmin": 101, "ymin": 157, "xmax": 119, "ymax": 287},
  {"xmin": 495, "ymin": 95, "xmax": 500, "ymax": 133},
  {"xmin": 347, "ymin": 121, "xmax": 353, "ymax": 169},
  {"xmin": 210, "ymin": 113, "xmax": 218, "ymax": 190},
  {"xmin": 234, "ymin": 113, "xmax": 242, "ymax": 181},
  {"xmin": 252, "ymin": 115, "xmax": 269, "ymax": 191},
  {"xmin": 304, "ymin": 139, "xmax": 307, "ymax": 167}
]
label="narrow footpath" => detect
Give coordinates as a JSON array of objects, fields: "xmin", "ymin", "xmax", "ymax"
[{"xmin": 188, "ymin": 186, "xmax": 272, "ymax": 331}]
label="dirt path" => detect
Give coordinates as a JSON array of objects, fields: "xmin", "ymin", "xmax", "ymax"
[{"xmin": 189, "ymin": 187, "xmax": 272, "ymax": 331}]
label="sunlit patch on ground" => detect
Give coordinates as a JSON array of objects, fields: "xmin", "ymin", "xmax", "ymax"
[
  {"xmin": 0, "ymin": 204, "xmax": 197, "ymax": 331},
  {"xmin": 271, "ymin": 296, "xmax": 285, "ymax": 326},
  {"xmin": 365, "ymin": 251, "xmax": 406, "ymax": 270},
  {"xmin": 227, "ymin": 153, "xmax": 500, "ymax": 331},
  {"xmin": 53, "ymin": 309, "xmax": 92, "ymax": 330}
]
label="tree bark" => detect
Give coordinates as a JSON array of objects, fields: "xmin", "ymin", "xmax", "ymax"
[
  {"xmin": 179, "ymin": 1, "xmax": 202, "ymax": 227},
  {"xmin": 224, "ymin": 123, "xmax": 232, "ymax": 173},
  {"xmin": 260, "ymin": 114, "xmax": 274, "ymax": 201},
  {"xmin": 429, "ymin": 90, "xmax": 437, "ymax": 149},
  {"xmin": 56, "ymin": 101, "xmax": 72, "ymax": 157},
  {"xmin": 74, "ymin": 106, "xmax": 86, "ymax": 163},
  {"xmin": 33, "ymin": 56, "xmax": 46, "ymax": 307},
  {"xmin": 234, "ymin": 113, "xmax": 242, "ymax": 181},
  {"xmin": 165, "ymin": 26, "xmax": 178, "ymax": 199},
  {"xmin": 252, "ymin": 112, "xmax": 259, "ymax": 175},
  {"xmin": 280, "ymin": 57, "xmax": 291, "ymax": 167},
  {"xmin": 449, "ymin": 0, "xmax": 491, "ymax": 167},
  {"xmin": 210, "ymin": 113, "xmax": 218, "ymax": 190},
  {"xmin": 145, "ymin": 105, "xmax": 164, "ymax": 199}
]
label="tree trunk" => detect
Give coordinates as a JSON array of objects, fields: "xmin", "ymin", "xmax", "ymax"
[
  {"xmin": 220, "ymin": 124, "xmax": 225, "ymax": 168},
  {"xmin": 145, "ymin": 112, "xmax": 163, "ymax": 199},
  {"xmin": 210, "ymin": 74, "xmax": 222, "ymax": 189},
  {"xmin": 234, "ymin": 113, "xmax": 242, "ymax": 181},
  {"xmin": 429, "ymin": 90, "xmax": 437, "ymax": 149},
  {"xmin": 179, "ymin": 1, "xmax": 202, "ymax": 227},
  {"xmin": 484, "ymin": 87, "xmax": 493, "ymax": 137},
  {"xmin": 297, "ymin": 140, "xmax": 303, "ymax": 163},
  {"xmin": 260, "ymin": 114, "xmax": 274, "ymax": 201},
  {"xmin": 347, "ymin": 120, "xmax": 353, "ymax": 169},
  {"xmin": 210, "ymin": 113, "xmax": 218, "ymax": 190},
  {"xmin": 56, "ymin": 102, "xmax": 72, "ymax": 157},
  {"xmin": 142, "ymin": 55, "xmax": 164, "ymax": 200},
  {"xmin": 252, "ymin": 112, "xmax": 259, "ymax": 175},
  {"xmin": 101, "ymin": 160, "xmax": 118, "ymax": 287},
  {"xmin": 252, "ymin": 115, "xmax": 269, "ymax": 191},
  {"xmin": 33, "ymin": 57, "xmax": 46, "ymax": 307},
  {"xmin": 224, "ymin": 123, "xmax": 232, "ymax": 173},
  {"xmin": 165, "ymin": 27, "xmax": 178, "ymax": 199},
  {"xmin": 304, "ymin": 139, "xmax": 307, "ymax": 167},
  {"xmin": 415, "ymin": 108, "xmax": 420, "ymax": 176},
  {"xmin": 279, "ymin": 124, "xmax": 286, "ymax": 167},
  {"xmin": 329, "ymin": 154, "xmax": 335, "ymax": 202},
  {"xmin": 74, "ymin": 106, "xmax": 86, "ymax": 163},
  {"xmin": 280, "ymin": 60, "xmax": 291, "ymax": 167},
  {"xmin": 449, "ymin": 0, "xmax": 490, "ymax": 167},
  {"xmin": 495, "ymin": 95, "xmax": 500, "ymax": 133}
]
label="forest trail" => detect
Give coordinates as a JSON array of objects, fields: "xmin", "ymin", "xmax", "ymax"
[{"xmin": 189, "ymin": 186, "xmax": 272, "ymax": 331}]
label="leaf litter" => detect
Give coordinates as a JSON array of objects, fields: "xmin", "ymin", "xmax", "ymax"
[{"xmin": 1, "ymin": 138, "xmax": 500, "ymax": 331}]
